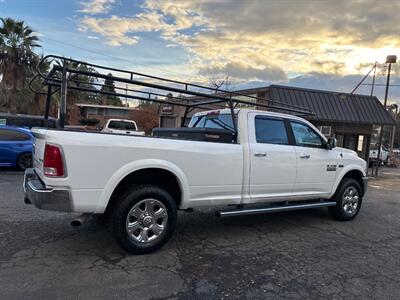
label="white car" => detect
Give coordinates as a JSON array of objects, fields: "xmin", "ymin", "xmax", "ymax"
[
  {"xmin": 24, "ymin": 109, "xmax": 367, "ymax": 254},
  {"xmin": 101, "ymin": 119, "xmax": 145, "ymax": 136}
]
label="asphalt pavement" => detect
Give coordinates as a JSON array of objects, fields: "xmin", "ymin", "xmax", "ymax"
[{"xmin": 0, "ymin": 167, "xmax": 399, "ymax": 299}]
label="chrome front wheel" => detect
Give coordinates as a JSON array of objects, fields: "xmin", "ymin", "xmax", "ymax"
[
  {"xmin": 342, "ymin": 186, "xmax": 359, "ymax": 216},
  {"xmin": 329, "ymin": 178, "xmax": 362, "ymax": 221}
]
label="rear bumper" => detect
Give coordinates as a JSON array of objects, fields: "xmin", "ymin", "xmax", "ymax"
[{"xmin": 23, "ymin": 168, "xmax": 72, "ymax": 212}]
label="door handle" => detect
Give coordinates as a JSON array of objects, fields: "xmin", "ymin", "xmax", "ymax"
[
  {"xmin": 299, "ymin": 154, "xmax": 310, "ymax": 159},
  {"xmin": 254, "ymin": 151, "xmax": 267, "ymax": 157}
]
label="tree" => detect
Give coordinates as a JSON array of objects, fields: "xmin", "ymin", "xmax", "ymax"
[
  {"xmin": 129, "ymin": 102, "xmax": 159, "ymax": 134},
  {"xmin": 99, "ymin": 73, "xmax": 123, "ymax": 106},
  {"xmin": 0, "ymin": 17, "xmax": 41, "ymax": 113},
  {"xmin": 59, "ymin": 59, "xmax": 100, "ymax": 124}
]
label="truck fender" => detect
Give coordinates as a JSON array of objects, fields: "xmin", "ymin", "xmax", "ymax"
[
  {"xmin": 95, "ymin": 159, "xmax": 190, "ymax": 213},
  {"xmin": 329, "ymin": 165, "xmax": 366, "ymax": 198}
]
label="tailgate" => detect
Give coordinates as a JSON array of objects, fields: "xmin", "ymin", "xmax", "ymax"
[{"xmin": 31, "ymin": 128, "xmax": 48, "ymax": 179}]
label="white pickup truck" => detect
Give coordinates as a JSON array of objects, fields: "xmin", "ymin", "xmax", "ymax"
[
  {"xmin": 24, "ymin": 109, "xmax": 367, "ymax": 254},
  {"xmin": 369, "ymin": 145, "xmax": 389, "ymax": 165},
  {"xmin": 101, "ymin": 119, "xmax": 145, "ymax": 136}
]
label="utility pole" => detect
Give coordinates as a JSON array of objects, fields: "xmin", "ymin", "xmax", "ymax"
[
  {"xmin": 389, "ymin": 104, "xmax": 398, "ymax": 165},
  {"xmin": 370, "ymin": 62, "xmax": 377, "ymax": 96},
  {"xmin": 225, "ymin": 76, "xmax": 230, "ymax": 91},
  {"xmin": 375, "ymin": 55, "xmax": 397, "ymax": 176}
]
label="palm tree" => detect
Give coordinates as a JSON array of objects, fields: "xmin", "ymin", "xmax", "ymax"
[{"xmin": 0, "ymin": 17, "xmax": 40, "ymax": 113}]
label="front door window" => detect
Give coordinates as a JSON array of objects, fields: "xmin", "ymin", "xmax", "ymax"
[{"xmin": 290, "ymin": 121, "xmax": 325, "ymax": 148}]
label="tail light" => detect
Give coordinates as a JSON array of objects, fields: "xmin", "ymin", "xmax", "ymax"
[{"xmin": 43, "ymin": 144, "xmax": 65, "ymax": 177}]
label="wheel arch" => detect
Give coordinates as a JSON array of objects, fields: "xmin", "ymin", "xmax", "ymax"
[
  {"xmin": 96, "ymin": 159, "xmax": 189, "ymax": 214},
  {"xmin": 332, "ymin": 167, "xmax": 366, "ymax": 197}
]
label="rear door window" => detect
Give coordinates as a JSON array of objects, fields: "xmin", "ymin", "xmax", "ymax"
[
  {"xmin": 255, "ymin": 117, "xmax": 288, "ymax": 145},
  {"xmin": 0, "ymin": 129, "xmax": 30, "ymax": 141}
]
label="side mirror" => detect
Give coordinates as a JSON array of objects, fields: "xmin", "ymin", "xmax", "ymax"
[{"xmin": 327, "ymin": 137, "xmax": 336, "ymax": 150}]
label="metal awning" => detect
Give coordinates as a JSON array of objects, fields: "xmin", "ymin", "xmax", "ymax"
[{"xmin": 269, "ymin": 85, "xmax": 395, "ymax": 125}]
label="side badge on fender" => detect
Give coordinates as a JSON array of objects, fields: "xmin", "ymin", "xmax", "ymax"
[{"xmin": 327, "ymin": 164, "xmax": 337, "ymax": 171}]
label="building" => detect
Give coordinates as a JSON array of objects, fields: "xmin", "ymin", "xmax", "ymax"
[
  {"xmin": 159, "ymin": 85, "xmax": 395, "ymax": 160},
  {"xmin": 76, "ymin": 103, "xmax": 134, "ymax": 127},
  {"xmin": 77, "ymin": 103, "xmax": 131, "ymax": 119}
]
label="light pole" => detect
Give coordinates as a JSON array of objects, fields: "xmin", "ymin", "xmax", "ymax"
[
  {"xmin": 388, "ymin": 104, "xmax": 398, "ymax": 165},
  {"xmin": 375, "ymin": 55, "xmax": 397, "ymax": 176}
]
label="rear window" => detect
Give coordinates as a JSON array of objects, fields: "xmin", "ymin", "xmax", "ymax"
[
  {"xmin": 188, "ymin": 113, "xmax": 236, "ymax": 131},
  {"xmin": 0, "ymin": 129, "xmax": 30, "ymax": 141},
  {"xmin": 108, "ymin": 121, "xmax": 137, "ymax": 131}
]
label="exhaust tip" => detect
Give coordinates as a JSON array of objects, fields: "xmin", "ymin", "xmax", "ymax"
[
  {"xmin": 70, "ymin": 214, "xmax": 92, "ymax": 227},
  {"xmin": 70, "ymin": 220, "xmax": 82, "ymax": 227}
]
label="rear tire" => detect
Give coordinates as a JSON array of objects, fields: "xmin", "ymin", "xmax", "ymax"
[
  {"xmin": 111, "ymin": 185, "xmax": 177, "ymax": 254},
  {"xmin": 329, "ymin": 178, "xmax": 362, "ymax": 221},
  {"xmin": 17, "ymin": 153, "xmax": 32, "ymax": 171}
]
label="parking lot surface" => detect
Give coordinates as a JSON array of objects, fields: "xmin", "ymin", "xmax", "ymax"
[{"xmin": 0, "ymin": 168, "xmax": 399, "ymax": 299}]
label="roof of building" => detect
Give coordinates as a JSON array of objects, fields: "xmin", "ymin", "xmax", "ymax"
[
  {"xmin": 76, "ymin": 103, "xmax": 133, "ymax": 110},
  {"xmin": 267, "ymin": 85, "xmax": 395, "ymax": 125}
]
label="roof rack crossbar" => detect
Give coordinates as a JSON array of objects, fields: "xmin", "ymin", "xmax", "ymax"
[
  {"xmin": 34, "ymin": 55, "xmax": 315, "ymax": 129},
  {"xmin": 64, "ymin": 78, "xmax": 225, "ymax": 109},
  {"xmin": 46, "ymin": 82, "xmax": 218, "ymax": 111},
  {"xmin": 37, "ymin": 56, "xmax": 314, "ymax": 114},
  {"xmin": 53, "ymin": 66, "xmax": 313, "ymax": 114}
]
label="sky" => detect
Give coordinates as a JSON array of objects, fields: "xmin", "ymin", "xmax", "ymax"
[{"xmin": 1, "ymin": 0, "xmax": 400, "ymax": 106}]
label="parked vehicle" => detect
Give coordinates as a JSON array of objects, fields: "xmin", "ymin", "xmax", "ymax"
[
  {"xmin": 24, "ymin": 109, "xmax": 367, "ymax": 254},
  {"xmin": 0, "ymin": 126, "xmax": 33, "ymax": 170},
  {"xmin": 369, "ymin": 144, "xmax": 389, "ymax": 166},
  {"xmin": 0, "ymin": 113, "xmax": 57, "ymax": 128},
  {"xmin": 101, "ymin": 119, "xmax": 145, "ymax": 136}
]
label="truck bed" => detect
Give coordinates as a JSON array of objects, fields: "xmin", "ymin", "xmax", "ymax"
[{"xmin": 31, "ymin": 127, "xmax": 244, "ymax": 212}]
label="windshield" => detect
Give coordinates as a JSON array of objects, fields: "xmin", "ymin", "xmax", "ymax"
[
  {"xmin": 370, "ymin": 143, "xmax": 388, "ymax": 151},
  {"xmin": 108, "ymin": 120, "xmax": 137, "ymax": 131},
  {"xmin": 188, "ymin": 113, "xmax": 236, "ymax": 131}
]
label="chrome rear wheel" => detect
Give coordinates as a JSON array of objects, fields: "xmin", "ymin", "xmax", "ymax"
[
  {"xmin": 126, "ymin": 198, "xmax": 168, "ymax": 243},
  {"xmin": 112, "ymin": 185, "xmax": 177, "ymax": 254}
]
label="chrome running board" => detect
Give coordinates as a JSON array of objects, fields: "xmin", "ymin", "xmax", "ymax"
[{"xmin": 216, "ymin": 201, "xmax": 336, "ymax": 218}]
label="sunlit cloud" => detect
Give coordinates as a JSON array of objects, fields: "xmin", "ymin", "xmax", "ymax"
[
  {"xmin": 79, "ymin": 0, "xmax": 116, "ymax": 14},
  {"xmin": 77, "ymin": 0, "xmax": 400, "ymax": 92}
]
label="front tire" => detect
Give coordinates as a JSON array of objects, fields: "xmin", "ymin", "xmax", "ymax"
[
  {"xmin": 329, "ymin": 178, "xmax": 362, "ymax": 221},
  {"xmin": 111, "ymin": 185, "xmax": 177, "ymax": 254}
]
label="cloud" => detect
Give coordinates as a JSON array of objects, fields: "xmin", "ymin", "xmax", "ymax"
[
  {"xmin": 79, "ymin": 11, "xmax": 170, "ymax": 46},
  {"xmin": 79, "ymin": 0, "xmax": 116, "ymax": 14},
  {"xmin": 77, "ymin": 0, "xmax": 400, "ymax": 96},
  {"xmin": 199, "ymin": 62, "xmax": 287, "ymax": 82}
]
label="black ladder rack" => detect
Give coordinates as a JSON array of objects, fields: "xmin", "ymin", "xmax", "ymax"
[{"xmin": 31, "ymin": 55, "xmax": 315, "ymax": 134}]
